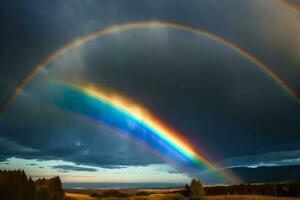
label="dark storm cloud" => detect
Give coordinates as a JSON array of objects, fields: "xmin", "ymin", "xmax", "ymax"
[
  {"xmin": 97, "ymin": 165, "xmax": 127, "ymax": 169},
  {"xmin": 0, "ymin": 0, "xmax": 300, "ymax": 175},
  {"xmin": 1, "ymin": 0, "xmax": 299, "ymax": 105},
  {"xmin": 220, "ymin": 149, "xmax": 300, "ymax": 168},
  {"xmin": 52, "ymin": 165, "xmax": 97, "ymax": 172},
  {"xmin": 0, "ymin": 137, "xmax": 39, "ymax": 155},
  {"xmin": 69, "ymin": 28, "xmax": 300, "ymax": 160},
  {"xmin": 0, "ymin": 96, "xmax": 163, "ymax": 168}
]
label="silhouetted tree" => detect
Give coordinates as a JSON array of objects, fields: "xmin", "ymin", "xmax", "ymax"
[
  {"xmin": 54, "ymin": 176, "xmax": 64, "ymax": 199},
  {"xmin": 181, "ymin": 179, "xmax": 205, "ymax": 200},
  {"xmin": 203, "ymin": 182, "xmax": 300, "ymax": 197},
  {"xmin": 35, "ymin": 187, "xmax": 50, "ymax": 200},
  {"xmin": 23, "ymin": 178, "xmax": 36, "ymax": 200},
  {"xmin": 0, "ymin": 170, "xmax": 65, "ymax": 200},
  {"xmin": 0, "ymin": 170, "xmax": 28, "ymax": 200},
  {"xmin": 47, "ymin": 176, "xmax": 64, "ymax": 200},
  {"xmin": 190, "ymin": 179, "xmax": 205, "ymax": 200}
]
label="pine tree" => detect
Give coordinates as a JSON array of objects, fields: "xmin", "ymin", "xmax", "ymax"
[
  {"xmin": 23, "ymin": 178, "xmax": 36, "ymax": 200},
  {"xmin": 54, "ymin": 176, "xmax": 64, "ymax": 199},
  {"xmin": 35, "ymin": 187, "xmax": 50, "ymax": 200}
]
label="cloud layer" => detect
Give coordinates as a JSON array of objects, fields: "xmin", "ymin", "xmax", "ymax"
[
  {"xmin": 52, "ymin": 165, "xmax": 98, "ymax": 172},
  {"xmin": 0, "ymin": 0, "xmax": 300, "ymax": 182}
]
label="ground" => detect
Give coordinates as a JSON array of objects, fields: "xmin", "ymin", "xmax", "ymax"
[{"xmin": 65, "ymin": 193, "xmax": 300, "ymax": 200}]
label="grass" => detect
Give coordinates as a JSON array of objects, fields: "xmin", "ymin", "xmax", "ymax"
[
  {"xmin": 65, "ymin": 193, "xmax": 300, "ymax": 200},
  {"xmin": 65, "ymin": 193, "xmax": 177, "ymax": 200},
  {"xmin": 206, "ymin": 195, "xmax": 300, "ymax": 200},
  {"xmin": 66, "ymin": 192, "xmax": 97, "ymax": 200}
]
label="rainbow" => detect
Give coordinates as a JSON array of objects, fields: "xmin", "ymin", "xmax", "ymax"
[
  {"xmin": 37, "ymin": 80, "xmax": 241, "ymax": 184},
  {"xmin": 279, "ymin": 0, "xmax": 300, "ymax": 14},
  {"xmin": 1, "ymin": 20, "xmax": 298, "ymax": 115}
]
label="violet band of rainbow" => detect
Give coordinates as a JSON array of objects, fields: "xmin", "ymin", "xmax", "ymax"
[{"xmin": 38, "ymin": 80, "xmax": 242, "ymax": 183}]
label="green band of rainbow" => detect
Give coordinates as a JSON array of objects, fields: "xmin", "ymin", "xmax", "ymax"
[{"xmin": 37, "ymin": 80, "xmax": 241, "ymax": 184}]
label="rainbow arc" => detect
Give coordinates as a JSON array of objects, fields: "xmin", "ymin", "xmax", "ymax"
[
  {"xmin": 1, "ymin": 20, "xmax": 298, "ymax": 115},
  {"xmin": 39, "ymin": 80, "xmax": 241, "ymax": 183}
]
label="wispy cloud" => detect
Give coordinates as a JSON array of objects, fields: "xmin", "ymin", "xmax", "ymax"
[
  {"xmin": 52, "ymin": 165, "xmax": 98, "ymax": 172},
  {"xmin": 26, "ymin": 163, "xmax": 37, "ymax": 166},
  {"xmin": 221, "ymin": 149, "xmax": 300, "ymax": 168}
]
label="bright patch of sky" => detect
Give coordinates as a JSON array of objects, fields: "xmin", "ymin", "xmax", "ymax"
[{"xmin": 0, "ymin": 157, "xmax": 189, "ymax": 183}]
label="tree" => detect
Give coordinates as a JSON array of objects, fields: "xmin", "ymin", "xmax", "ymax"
[
  {"xmin": 35, "ymin": 187, "xmax": 50, "ymax": 200},
  {"xmin": 190, "ymin": 179, "xmax": 205, "ymax": 200},
  {"xmin": 23, "ymin": 178, "xmax": 36, "ymax": 200},
  {"xmin": 47, "ymin": 176, "xmax": 64, "ymax": 200},
  {"xmin": 0, "ymin": 170, "xmax": 27, "ymax": 200},
  {"xmin": 0, "ymin": 170, "xmax": 66, "ymax": 200},
  {"xmin": 54, "ymin": 176, "xmax": 64, "ymax": 199}
]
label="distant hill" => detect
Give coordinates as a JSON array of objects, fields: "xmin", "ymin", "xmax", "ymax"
[{"xmin": 228, "ymin": 165, "xmax": 300, "ymax": 183}]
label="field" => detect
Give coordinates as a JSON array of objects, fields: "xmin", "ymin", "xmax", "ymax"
[
  {"xmin": 206, "ymin": 195, "xmax": 300, "ymax": 200},
  {"xmin": 66, "ymin": 193, "xmax": 96, "ymax": 200},
  {"xmin": 65, "ymin": 193, "xmax": 178, "ymax": 200},
  {"xmin": 65, "ymin": 193, "xmax": 300, "ymax": 200}
]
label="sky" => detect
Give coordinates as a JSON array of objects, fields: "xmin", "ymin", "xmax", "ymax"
[{"xmin": 0, "ymin": 0, "xmax": 300, "ymax": 184}]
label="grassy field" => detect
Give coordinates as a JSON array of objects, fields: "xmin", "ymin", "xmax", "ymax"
[
  {"xmin": 65, "ymin": 193, "xmax": 300, "ymax": 200},
  {"xmin": 65, "ymin": 193, "xmax": 178, "ymax": 200},
  {"xmin": 66, "ymin": 192, "xmax": 96, "ymax": 200},
  {"xmin": 206, "ymin": 195, "xmax": 300, "ymax": 200}
]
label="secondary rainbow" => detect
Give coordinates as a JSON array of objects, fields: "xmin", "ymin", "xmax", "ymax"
[
  {"xmin": 41, "ymin": 80, "xmax": 241, "ymax": 183},
  {"xmin": 1, "ymin": 20, "xmax": 298, "ymax": 115}
]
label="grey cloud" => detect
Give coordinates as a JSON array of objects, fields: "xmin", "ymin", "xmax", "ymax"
[
  {"xmin": 220, "ymin": 149, "xmax": 300, "ymax": 168},
  {"xmin": 0, "ymin": 137, "xmax": 40, "ymax": 155},
  {"xmin": 0, "ymin": 96, "xmax": 163, "ymax": 168},
  {"xmin": 52, "ymin": 165, "xmax": 98, "ymax": 172},
  {"xmin": 167, "ymin": 169, "xmax": 180, "ymax": 174},
  {"xmin": 0, "ymin": 0, "xmax": 300, "ymax": 181}
]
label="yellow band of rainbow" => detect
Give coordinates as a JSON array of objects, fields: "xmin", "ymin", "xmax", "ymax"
[{"xmin": 43, "ymin": 80, "xmax": 242, "ymax": 184}]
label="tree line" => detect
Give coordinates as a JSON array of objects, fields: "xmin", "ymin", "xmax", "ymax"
[
  {"xmin": 202, "ymin": 182, "xmax": 300, "ymax": 197},
  {"xmin": 0, "ymin": 170, "xmax": 64, "ymax": 200},
  {"xmin": 175, "ymin": 180, "xmax": 300, "ymax": 198}
]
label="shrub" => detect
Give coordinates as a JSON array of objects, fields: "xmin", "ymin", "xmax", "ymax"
[
  {"xmin": 90, "ymin": 193, "xmax": 100, "ymax": 198},
  {"xmin": 136, "ymin": 191, "xmax": 150, "ymax": 196},
  {"xmin": 94, "ymin": 189, "xmax": 129, "ymax": 198}
]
